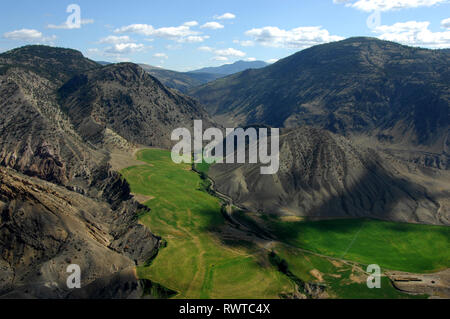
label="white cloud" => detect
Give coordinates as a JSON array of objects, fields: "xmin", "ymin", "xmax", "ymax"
[
  {"xmin": 234, "ymin": 39, "xmax": 255, "ymax": 47},
  {"xmin": 115, "ymin": 24, "xmax": 154, "ymax": 36},
  {"xmin": 153, "ymin": 53, "xmax": 168, "ymax": 59},
  {"xmin": 115, "ymin": 23, "xmax": 203, "ymax": 42},
  {"xmin": 87, "ymin": 48, "xmax": 100, "ymax": 55},
  {"xmin": 212, "ymin": 56, "xmax": 229, "ymax": 61},
  {"xmin": 4, "ymin": 29, "xmax": 43, "ymax": 41},
  {"xmin": 333, "ymin": 0, "xmax": 448, "ymax": 12},
  {"xmin": 245, "ymin": 26, "xmax": 343, "ymax": 49},
  {"xmin": 214, "ymin": 48, "xmax": 246, "ymax": 57},
  {"xmin": 3, "ymin": 28, "xmax": 56, "ymax": 43},
  {"xmin": 442, "ymin": 18, "xmax": 450, "ymax": 29},
  {"xmin": 267, "ymin": 58, "xmax": 279, "ymax": 64},
  {"xmin": 99, "ymin": 35, "xmax": 132, "ymax": 44},
  {"xmin": 166, "ymin": 44, "xmax": 182, "ymax": 50},
  {"xmin": 201, "ymin": 22, "xmax": 224, "ymax": 30},
  {"xmin": 239, "ymin": 40, "xmax": 255, "ymax": 47},
  {"xmin": 183, "ymin": 21, "xmax": 199, "ymax": 27},
  {"xmin": 47, "ymin": 19, "xmax": 94, "ymax": 29},
  {"xmin": 198, "ymin": 46, "xmax": 214, "ymax": 52},
  {"xmin": 115, "ymin": 57, "xmax": 132, "ymax": 62},
  {"xmin": 105, "ymin": 43, "xmax": 145, "ymax": 54},
  {"xmin": 94, "ymin": 34, "xmax": 147, "ymax": 59},
  {"xmin": 245, "ymin": 57, "xmax": 257, "ymax": 61},
  {"xmin": 177, "ymin": 35, "xmax": 210, "ymax": 43},
  {"xmin": 214, "ymin": 13, "xmax": 236, "ymax": 20},
  {"xmin": 198, "ymin": 46, "xmax": 247, "ymax": 59},
  {"xmin": 152, "ymin": 26, "xmax": 196, "ymax": 37},
  {"xmin": 373, "ymin": 20, "xmax": 450, "ymax": 48}
]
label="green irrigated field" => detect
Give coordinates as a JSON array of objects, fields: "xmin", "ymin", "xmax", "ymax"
[
  {"xmin": 272, "ymin": 245, "xmax": 425, "ymax": 299},
  {"xmin": 121, "ymin": 149, "xmax": 294, "ymax": 299},
  {"xmin": 239, "ymin": 213, "xmax": 450, "ymax": 273},
  {"xmin": 121, "ymin": 149, "xmax": 444, "ymax": 299},
  {"xmin": 195, "ymin": 160, "xmax": 211, "ymax": 175}
]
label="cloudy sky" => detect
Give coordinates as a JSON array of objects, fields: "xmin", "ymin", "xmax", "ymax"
[{"xmin": 1, "ymin": 0, "xmax": 449, "ymax": 71}]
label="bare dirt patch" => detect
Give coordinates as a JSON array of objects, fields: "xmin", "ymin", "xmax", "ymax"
[
  {"xmin": 349, "ymin": 273, "xmax": 366, "ymax": 284},
  {"xmin": 386, "ymin": 269, "xmax": 450, "ymax": 298},
  {"xmin": 279, "ymin": 215, "xmax": 304, "ymax": 222},
  {"xmin": 310, "ymin": 269, "xmax": 324, "ymax": 282},
  {"xmin": 109, "ymin": 148, "xmax": 147, "ymax": 171},
  {"xmin": 132, "ymin": 193, "xmax": 155, "ymax": 204},
  {"xmin": 330, "ymin": 260, "xmax": 344, "ymax": 268}
]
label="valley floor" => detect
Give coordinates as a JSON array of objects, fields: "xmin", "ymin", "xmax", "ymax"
[{"xmin": 119, "ymin": 149, "xmax": 449, "ymax": 299}]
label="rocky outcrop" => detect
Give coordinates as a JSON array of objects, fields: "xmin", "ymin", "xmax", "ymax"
[
  {"xmin": 0, "ymin": 61, "xmax": 103, "ymax": 186},
  {"xmin": 0, "ymin": 167, "xmax": 158, "ymax": 298},
  {"xmin": 0, "ymin": 46, "xmax": 166, "ymax": 298}
]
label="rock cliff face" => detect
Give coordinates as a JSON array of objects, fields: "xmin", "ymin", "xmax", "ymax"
[
  {"xmin": 0, "ymin": 167, "xmax": 159, "ymax": 298},
  {"xmin": 0, "ymin": 47, "xmax": 104, "ymax": 185}
]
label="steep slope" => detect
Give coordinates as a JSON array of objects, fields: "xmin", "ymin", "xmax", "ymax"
[
  {"xmin": 0, "ymin": 167, "xmax": 158, "ymax": 298},
  {"xmin": 0, "ymin": 48, "xmax": 104, "ymax": 185},
  {"xmin": 190, "ymin": 38, "xmax": 449, "ymax": 157},
  {"xmin": 209, "ymin": 127, "xmax": 449, "ymax": 225},
  {"xmin": 59, "ymin": 63, "xmax": 215, "ymax": 148},
  {"xmin": 190, "ymin": 60, "xmax": 269, "ymax": 76}
]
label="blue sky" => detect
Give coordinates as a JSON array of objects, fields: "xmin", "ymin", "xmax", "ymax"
[{"xmin": 1, "ymin": 0, "xmax": 449, "ymax": 71}]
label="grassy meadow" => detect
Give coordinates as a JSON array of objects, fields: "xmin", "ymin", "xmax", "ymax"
[
  {"xmin": 121, "ymin": 149, "xmax": 294, "ymax": 298},
  {"xmin": 237, "ymin": 213, "xmax": 450, "ymax": 273},
  {"xmin": 273, "ymin": 244, "xmax": 425, "ymax": 299}
]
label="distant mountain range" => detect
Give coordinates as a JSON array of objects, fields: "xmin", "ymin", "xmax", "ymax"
[
  {"xmin": 97, "ymin": 60, "xmax": 269, "ymax": 93},
  {"xmin": 189, "ymin": 60, "xmax": 269, "ymax": 75},
  {"xmin": 138, "ymin": 63, "xmax": 219, "ymax": 93},
  {"xmin": 96, "ymin": 61, "xmax": 112, "ymax": 66}
]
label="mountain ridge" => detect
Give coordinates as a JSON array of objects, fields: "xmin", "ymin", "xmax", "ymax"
[
  {"xmin": 190, "ymin": 37, "xmax": 449, "ymax": 163},
  {"xmin": 189, "ymin": 59, "xmax": 269, "ymax": 75},
  {"xmin": 58, "ymin": 62, "xmax": 216, "ymax": 148},
  {"xmin": 138, "ymin": 63, "xmax": 220, "ymax": 93}
]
